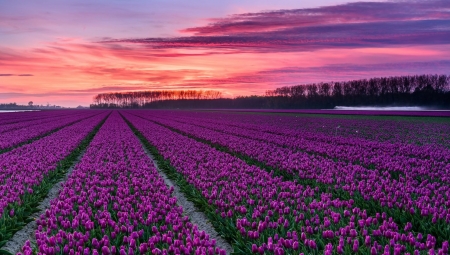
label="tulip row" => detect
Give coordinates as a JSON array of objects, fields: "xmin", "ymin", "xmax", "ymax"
[
  {"xmin": 156, "ymin": 111, "xmax": 450, "ymax": 164},
  {"xmin": 0, "ymin": 111, "xmax": 102, "ymax": 151},
  {"xmin": 174, "ymin": 110, "xmax": 450, "ymax": 154},
  {"xmin": 145, "ymin": 112, "xmax": 450, "ymax": 203},
  {"xmin": 0, "ymin": 111, "xmax": 74, "ymax": 126},
  {"xmin": 0, "ymin": 111, "xmax": 75, "ymax": 134},
  {"xmin": 122, "ymin": 111, "xmax": 449, "ymax": 254},
  {"xmin": 129, "ymin": 110, "xmax": 450, "ymax": 236},
  {"xmin": 0, "ymin": 112, "xmax": 109, "ymax": 249},
  {"xmin": 149, "ymin": 112, "xmax": 450, "ymax": 192},
  {"xmin": 20, "ymin": 112, "xmax": 226, "ymax": 255}
]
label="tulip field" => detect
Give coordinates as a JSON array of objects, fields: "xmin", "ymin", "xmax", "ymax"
[{"xmin": 0, "ymin": 110, "xmax": 449, "ymax": 254}]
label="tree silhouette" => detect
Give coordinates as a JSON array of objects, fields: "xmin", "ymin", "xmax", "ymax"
[{"xmin": 91, "ymin": 75, "xmax": 450, "ymax": 109}]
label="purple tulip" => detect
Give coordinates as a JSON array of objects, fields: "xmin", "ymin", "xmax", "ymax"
[
  {"xmin": 101, "ymin": 246, "xmax": 110, "ymax": 255},
  {"xmin": 16, "ymin": 112, "xmax": 225, "ymax": 255},
  {"xmin": 14, "ymin": 109, "xmax": 448, "ymax": 255},
  {"xmin": 353, "ymin": 239, "xmax": 359, "ymax": 252},
  {"xmin": 1, "ymin": 111, "xmax": 107, "ymax": 217},
  {"xmin": 252, "ymin": 244, "xmax": 258, "ymax": 253}
]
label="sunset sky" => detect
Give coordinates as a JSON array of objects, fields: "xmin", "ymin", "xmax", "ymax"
[{"xmin": 1, "ymin": 0, "xmax": 449, "ymax": 107}]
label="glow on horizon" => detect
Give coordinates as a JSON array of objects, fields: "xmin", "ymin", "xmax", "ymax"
[{"xmin": 1, "ymin": 0, "xmax": 449, "ymax": 107}]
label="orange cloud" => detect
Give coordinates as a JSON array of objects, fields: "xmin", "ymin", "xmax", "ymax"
[{"xmin": 2, "ymin": 0, "xmax": 450, "ymax": 107}]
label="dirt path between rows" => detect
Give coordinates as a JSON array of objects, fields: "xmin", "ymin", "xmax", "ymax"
[
  {"xmin": 2, "ymin": 151, "xmax": 85, "ymax": 255},
  {"xmin": 4, "ymin": 127, "xmax": 233, "ymax": 254},
  {"xmin": 139, "ymin": 143, "xmax": 234, "ymax": 254}
]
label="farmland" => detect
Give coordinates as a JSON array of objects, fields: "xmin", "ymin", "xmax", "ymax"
[{"xmin": 0, "ymin": 110, "xmax": 449, "ymax": 254}]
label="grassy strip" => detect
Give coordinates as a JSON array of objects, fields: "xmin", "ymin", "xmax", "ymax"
[
  {"xmin": 140, "ymin": 115, "xmax": 450, "ymax": 248},
  {"xmin": 0, "ymin": 113, "xmax": 103, "ymax": 155},
  {"xmin": 0, "ymin": 113, "xmax": 110, "ymax": 252},
  {"xmin": 122, "ymin": 114, "xmax": 252, "ymax": 254}
]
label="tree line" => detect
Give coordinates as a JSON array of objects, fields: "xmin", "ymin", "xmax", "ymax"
[
  {"xmin": 91, "ymin": 90, "xmax": 222, "ymax": 108},
  {"xmin": 0, "ymin": 103, "xmax": 65, "ymax": 109},
  {"xmin": 264, "ymin": 74, "xmax": 450, "ymax": 108},
  {"xmin": 90, "ymin": 74, "xmax": 450, "ymax": 109}
]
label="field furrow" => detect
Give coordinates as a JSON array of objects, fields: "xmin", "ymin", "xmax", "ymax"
[
  {"xmin": 0, "ymin": 111, "xmax": 78, "ymax": 126},
  {"xmin": 123, "ymin": 111, "xmax": 449, "ymax": 254},
  {"xmin": 128, "ymin": 111, "xmax": 450, "ymax": 238},
  {"xmin": 0, "ymin": 111, "xmax": 103, "ymax": 153},
  {"xmin": 19, "ymin": 112, "xmax": 227, "ymax": 255},
  {"xmin": 1, "ymin": 109, "xmax": 448, "ymax": 255},
  {"xmin": 0, "ymin": 111, "xmax": 91, "ymax": 135},
  {"xmin": 0, "ymin": 112, "xmax": 110, "ymax": 249}
]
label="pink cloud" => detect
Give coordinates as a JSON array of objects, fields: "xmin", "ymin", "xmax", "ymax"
[
  {"xmin": 2, "ymin": 0, "xmax": 450, "ymax": 106},
  {"xmin": 102, "ymin": 0, "xmax": 450, "ymax": 53}
]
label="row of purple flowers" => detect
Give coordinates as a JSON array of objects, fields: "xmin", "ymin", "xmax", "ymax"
[
  {"xmin": 0, "ymin": 111, "xmax": 101, "ymax": 150},
  {"xmin": 166, "ymin": 110, "xmax": 450, "ymax": 161},
  {"xmin": 21, "ymin": 112, "xmax": 225, "ymax": 255},
  {"xmin": 0, "ymin": 112, "xmax": 107, "ymax": 219},
  {"xmin": 123, "ymin": 111, "xmax": 448, "ymax": 254},
  {"xmin": 138, "ymin": 111, "xmax": 450, "ymax": 224},
  {"xmin": 0, "ymin": 111, "xmax": 73, "ymax": 126}
]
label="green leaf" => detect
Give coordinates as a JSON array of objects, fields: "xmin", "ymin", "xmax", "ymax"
[{"xmin": 0, "ymin": 249, "xmax": 13, "ymax": 255}]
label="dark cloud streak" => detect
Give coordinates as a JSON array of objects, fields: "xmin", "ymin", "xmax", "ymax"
[
  {"xmin": 182, "ymin": 1, "xmax": 450, "ymax": 35},
  {"xmin": 101, "ymin": 0, "xmax": 450, "ymax": 53},
  {"xmin": 261, "ymin": 60, "xmax": 450, "ymax": 75},
  {"xmin": 0, "ymin": 74, "xmax": 33, "ymax": 76}
]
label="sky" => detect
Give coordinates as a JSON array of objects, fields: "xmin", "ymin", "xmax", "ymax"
[{"xmin": 1, "ymin": 0, "xmax": 449, "ymax": 107}]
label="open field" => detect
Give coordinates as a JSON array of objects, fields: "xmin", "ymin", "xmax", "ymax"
[
  {"xmin": 0, "ymin": 110, "xmax": 449, "ymax": 254},
  {"xmin": 209, "ymin": 109, "xmax": 450, "ymax": 118}
]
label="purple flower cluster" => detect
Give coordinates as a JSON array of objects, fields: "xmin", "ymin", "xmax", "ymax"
[
  {"xmin": 0, "ymin": 111, "xmax": 74, "ymax": 134},
  {"xmin": 155, "ymin": 110, "xmax": 450, "ymax": 161},
  {"xmin": 0, "ymin": 112, "xmax": 108, "ymax": 218},
  {"xmin": 21, "ymin": 112, "xmax": 225, "ymax": 255},
  {"xmin": 0, "ymin": 111, "xmax": 71, "ymax": 125},
  {"xmin": 0, "ymin": 111, "xmax": 102, "ymax": 150},
  {"xmin": 123, "ymin": 111, "xmax": 449, "ymax": 254},
  {"xmin": 134, "ymin": 111, "xmax": 450, "ymax": 222},
  {"xmin": 177, "ymin": 110, "xmax": 450, "ymax": 148}
]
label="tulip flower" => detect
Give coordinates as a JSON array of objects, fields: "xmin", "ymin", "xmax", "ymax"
[{"xmin": 17, "ymin": 113, "xmax": 226, "ymax": 255}]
